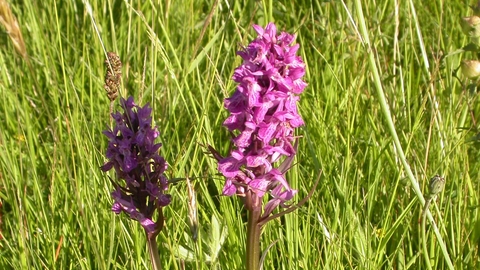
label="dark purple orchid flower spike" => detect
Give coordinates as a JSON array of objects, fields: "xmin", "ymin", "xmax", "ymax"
[{"xmin": 102, "ymin": 96, "xmax": 171, "ymax": 239}]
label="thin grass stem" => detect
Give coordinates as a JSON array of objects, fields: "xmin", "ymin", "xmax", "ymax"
[
  {"xmin": 422, "ymin": 198, "xmax": 433, "ymax": 270},
  {"xmin": 351, "ymin": 0, "xmax": 454, "ymax": 269}
]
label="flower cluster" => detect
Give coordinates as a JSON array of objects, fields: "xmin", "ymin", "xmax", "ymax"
[
  {"xmin": 101, "ymin": 97, "xmax": 171, "ymax": 236},
  {"xmin": 218, "ymin": 23, "xmax": 306, "ymax": 216}
]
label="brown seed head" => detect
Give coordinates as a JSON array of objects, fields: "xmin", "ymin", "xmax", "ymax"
[
  {"xmin": 0, "ymin": 0, "xmax": 27, "ymax": 59},
  {"xmin": 104, "ymin": 52, "xmax": 122, "ymax": 101}
]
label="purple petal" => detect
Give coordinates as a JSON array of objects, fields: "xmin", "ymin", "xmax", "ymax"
[
  {"xmin": 263, "ymin": 199, "xmax": 281, "ymax": 217},
  {"xmin": 112, "ymin": 202, "xmax": 122, "ymax": 214},
  {"xmin": 248, "ymin": 177, "xmax": 269, "ymax": 197},
  {"xmin": 222, "ymin": 178, "xmax": 238, "ymax": 196},
  {"xmin": 245, "ymin": 154, "xmax": 272, "ymax": 173},
  {"xmin": 257, "ymin": 121, "xmax": 279, "ymax": 143},
  {"xmin": 218, "ymin": 156, "xmax": 243, "ymax": 178},
  {"xmin": 252, "ymin": 24, "xmax": 265, "ymax": 36},
  {"xmin": 157, "ymin": 194, "xmax": 172, "ymax": 207},
  {"xmin": 139, "ymin": 217, "xmax": 157, "ymax": 233},
  {"xmin": 101, "ymin": 161, "xmax": 114, "ymax": 172}
]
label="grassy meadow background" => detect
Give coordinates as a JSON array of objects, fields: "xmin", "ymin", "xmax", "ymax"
[{"xmin": 1, "ymin": 0, "xmax": 479, "ymax": 269}]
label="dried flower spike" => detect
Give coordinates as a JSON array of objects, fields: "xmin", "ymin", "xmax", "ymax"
[
  {"xmin": 104, "ymin": 52, "xmax": 122, "ymax": 102},
  {"xmin": 0, "ymin": 0, "xmax": 27, "ymax": 59},
  {"xmin": 101, "ymin": 96, "xmax": 171, "ymax": 238}
]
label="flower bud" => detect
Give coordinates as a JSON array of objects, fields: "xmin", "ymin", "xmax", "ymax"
[
  {"xmin": 428, "ymin": 175, "xmax": 445, "ymax": 198},
  {"xmin": 461, "ymin": 16, "xmax": 480, "ymax": 37},
  {"xmin": 461, "ymin": 60, "xmax": 480, "ymax": 79}
]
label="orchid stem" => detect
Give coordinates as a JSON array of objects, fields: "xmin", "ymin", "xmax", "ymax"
[
  {"xmin": 246, "ymin": 206, "xmax": 262, "ymax": 270},
  {"xmin": 147, "ymin": 234, "xmax": 162, "ymax": 270}
]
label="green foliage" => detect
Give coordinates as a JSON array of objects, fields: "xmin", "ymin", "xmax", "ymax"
[{"xmin": 0, "ymin": 0, "xmax": 479, "ymax": 269}]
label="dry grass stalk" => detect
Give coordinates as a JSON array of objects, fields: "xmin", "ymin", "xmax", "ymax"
[{"xmin": 0, "ymin": 0, "xmax": 27, "ymax": 59}]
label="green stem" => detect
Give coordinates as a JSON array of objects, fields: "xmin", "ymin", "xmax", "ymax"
[
  {"xmin": 147, "ymin": 234, "xmax": 162, "ymax": 270},
  {"xmin": 246, "ymin": 193, "xmax": 262, "ymax": 270},
  {"xmin": 422, "ymin": 198, "xmax": 433, "ymax": 270},
  {"xmin": 352, "ymin": 1, "xmax": 454, "ymax": 269}
]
